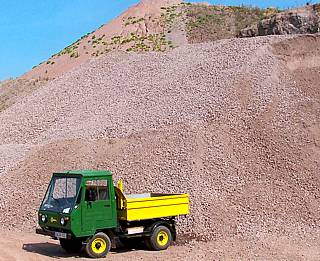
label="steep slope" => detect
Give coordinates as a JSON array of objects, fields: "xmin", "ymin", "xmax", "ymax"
[
  {"xmin": 0, "ymin": 79, "xmax": 48, "ymax": 113},
  {"xmin": 23, "ymin": 0, "xmax": 184, "ymax": 80},
  {"xmin": 20, "ymin": 0, "xmax": 281, "ymax": 81},
  {"xmin": 0, "ymin": 34, "xmax": 320, "ymax": 244},
  {"xmin": 20, "ymin": 1, "xmax": 319, "ymax": 82}
]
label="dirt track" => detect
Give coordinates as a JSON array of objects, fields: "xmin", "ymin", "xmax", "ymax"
[{"xmin": 2, "ymin": 231, "xmax": 320, "ymax": 260}]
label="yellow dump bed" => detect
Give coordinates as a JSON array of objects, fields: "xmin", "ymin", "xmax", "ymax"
[{"xmin": 116, "ymin": 191, "xmax": 189, "ymax": 221}]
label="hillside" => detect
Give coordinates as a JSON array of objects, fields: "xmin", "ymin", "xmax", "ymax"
[
  {"xmin": 20, "ymin": 0, "xmax": 297, "ymax": 80},
  {"xmin": 1, "ymin": 1, "xmax": 320, "ymax": 259},
  {"xmin": 0, "ymin": 33, "xmax": 320, "ymax": 244},
  {"xmin": 0, "ymin": 1, "xmax": 315, "ymax": 105},
  {"xmin": 23, "ymin": 0, "xmax": 184, "ymax": 80},
  {"xmin": 185, "ymin": 4, "xmax": 279, "ymax": 43},
  {"xmin": 0, "ymin": 79, "xmax": 48, "ymax": 113}
]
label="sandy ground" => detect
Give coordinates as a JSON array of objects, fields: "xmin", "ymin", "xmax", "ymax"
[
  {"xmin": 0, "ymin": 231, "xmax": 207, "ymax": 261},
  {"xmin": 1, "ymin": 230, "xmax": 320, "ymax": 261}
]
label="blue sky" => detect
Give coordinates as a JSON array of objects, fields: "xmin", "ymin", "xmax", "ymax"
[{"xmin": 0, "ymin": 0, "xmax": 316, "ymax": 80}]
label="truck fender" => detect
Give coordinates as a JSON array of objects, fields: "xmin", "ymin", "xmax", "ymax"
[
  {"xmin": 145, "ymin": 220, "xmax": 176, "ymax": 241},
  {"xmin": 92, "ymin": 229, "xmax": 117, "ymax": 248}
]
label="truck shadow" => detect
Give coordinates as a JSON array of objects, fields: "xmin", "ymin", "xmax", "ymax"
[
  {"xmin": 22, "ymin": 242, "xmax": 86, "ymax": 258},
  {"xmin": 22, "ymin": 242, "xmax": 144, "ymax": 258}
]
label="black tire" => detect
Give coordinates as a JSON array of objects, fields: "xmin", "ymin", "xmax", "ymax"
[
  {"xmin": 144, "ymin": 236, "xmax": 152, "ymax": 250},
  {"xmin": 59, "ymin": 238, "xmax": 82, "ymax": 253},
  {"xmin": 149, "ymin": 225, "xmax": 172, "ymax": 251},
  {"xmin": 85, "ymin": 232, "xmax": 111, "ymax": 258}
]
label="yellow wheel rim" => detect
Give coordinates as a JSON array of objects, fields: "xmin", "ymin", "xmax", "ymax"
[
  {"xmin": 91, "ymin": 238, "xmax": 107, "ymax": 254},
  {"xmin": 156, "ymin": 231, "xmax": 169, "ymax": 246}
]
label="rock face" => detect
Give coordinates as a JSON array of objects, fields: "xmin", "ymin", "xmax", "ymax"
[{"xmin": 240, "ymin": 4, "xmax": 320, "ymax": 37}]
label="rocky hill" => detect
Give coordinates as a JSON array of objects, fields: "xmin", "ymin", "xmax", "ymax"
[
  {"xmin": 21, "ymin": 0, "xmax": 282, "ymax": 80},
  {"xmin": 23, "ymin": 0, "xmax": 184, "ymax": 80},
  {"xmin": 1, "ymin": 1, "xmax": 315, "ymax": 82},
  {"xmin": 185, "ymin": 4, "xmax": 279, "ymax": 43},
  {"xmin": 240, "ymin": 3, "xmax": 320, "ymax": 37},
  {"xmin": 2, "ymin": 0, "xmax": 282, "ymax": 116}
]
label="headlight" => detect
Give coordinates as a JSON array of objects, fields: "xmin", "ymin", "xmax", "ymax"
[
  {"xmin": 41, "ymin": 214, "xmax": 47, "ymax": 223},
  {"xmin": 60, "ymin": 217, "xmax": 65, "ymax": 226}
]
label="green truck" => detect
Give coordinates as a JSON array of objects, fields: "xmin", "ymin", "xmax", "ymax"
[{"xmin": 36, "ymin": 170, "xmax": 189, "ymax": 258}]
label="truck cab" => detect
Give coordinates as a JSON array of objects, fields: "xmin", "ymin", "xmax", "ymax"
[{"xmin": 37, "ymin": 170, "xmax": 189, "ymax": 258}]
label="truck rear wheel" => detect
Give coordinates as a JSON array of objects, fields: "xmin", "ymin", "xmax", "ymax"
[
  {"xmin": 148, "ymin": 225, "xmax": 172, "ymax": 251},
  {"xmin": 144, "ymin": 237, "xmax": 152, "ymax": 250},
  {"xmin": 59, "ymin": 238, "xmax": 82, "ymax": 253},
  {"xmin": 85, "ymin": 232, "xmax": 111, "ymax": 258}
]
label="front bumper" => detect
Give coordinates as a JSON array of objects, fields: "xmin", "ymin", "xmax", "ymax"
[{"xmin": 36, "ymin": 227, "xmax": 72, "ymax": 240}]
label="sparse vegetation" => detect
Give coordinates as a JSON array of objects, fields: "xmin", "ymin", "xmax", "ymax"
[
  {"xmin": 185, "ymin": 4, "xmax": 281, "ymax": 43},
  {"xmin": 70, "ymin": 52, "xmax": 79, "ymax": 58},
  {"xmin": 46, "ymin": 60, "xmax": 55, "ymax": 65},
  {"xmin": 124, "ymin": 16, "xmax": 145, "ymax": 26},
  {"xmin": 36, "ymin": 3, "xmax": 184, "ymax": 65},
  {"xmin": 32, "ymin": 2, "xmax": 283, "ymax": 71},
  {"xmin": 50, "ymin": 30, "xmax": 95, "ymax": 59},
  {"xmin": 160, "ymin": 4, "xmax": 183, "ymax": 27},
  {"xmin": 79, "ymin": 28, "xmax": 175, "ymax": 56}
]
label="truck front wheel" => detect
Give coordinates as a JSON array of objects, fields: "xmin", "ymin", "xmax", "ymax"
[
  {"xmin": 147, "ymin": 225, "xmax": 172, "ymax": 251},
  {"xmin": 59, "ymin": 238, "xmax": 82, "ymax": 253},
  {"xmin": 85, "ymin": 232, "xmax": 111, "ymax": 258}
]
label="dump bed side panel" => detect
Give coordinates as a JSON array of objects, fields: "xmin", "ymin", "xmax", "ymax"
[{"xmin": 118, "ymin": 194, "xmax": 189, "ymax": 221}]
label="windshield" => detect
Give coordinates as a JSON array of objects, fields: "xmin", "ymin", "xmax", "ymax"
[{"xmin": 41, "ymin": 176, "xmax": 81, "ymax": 213}]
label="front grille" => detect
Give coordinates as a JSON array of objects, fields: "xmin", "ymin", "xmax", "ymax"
[{"xmin": 45, "ymin": 226, "xmax": 69, "ymax": 233}]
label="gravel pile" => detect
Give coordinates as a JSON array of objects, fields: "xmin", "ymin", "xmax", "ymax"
[
  {"xmin": 0, "ymin": 144, "xmax": 32, "ymax": 175},
  {"xmin": 0, "ymin": 34, "xmax": 319, "ymax": 241}
]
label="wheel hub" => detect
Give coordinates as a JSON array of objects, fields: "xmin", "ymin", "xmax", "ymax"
[
  {"xmin": 157, "ymin": 231, "xmax": 169, "ymax": 246},
  {"xmin": 91, "ymin": 238, "xmax": 107, "ymax": 254}
]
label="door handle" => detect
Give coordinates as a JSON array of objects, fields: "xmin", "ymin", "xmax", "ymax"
[{"xmin": 104, "ymin": 204, "xmax": 110, "ymax": 207}]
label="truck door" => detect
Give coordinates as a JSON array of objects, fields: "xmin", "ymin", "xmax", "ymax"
[{"xmin": 82, "ymin": 179, "xmax": 114, "ymax": 233}]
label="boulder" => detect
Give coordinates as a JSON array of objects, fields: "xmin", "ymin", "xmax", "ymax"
[{"xmin": 240, "ymin": 4, "xmax": 320, "ymax": 37}]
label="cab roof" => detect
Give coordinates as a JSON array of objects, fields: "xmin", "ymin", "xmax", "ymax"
[{"xmin": 55, "ymin": 170, "xmax": 112, "ymax": 177}]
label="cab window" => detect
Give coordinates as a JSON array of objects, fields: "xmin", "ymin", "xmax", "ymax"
[{"xmin": 85, "ymin": 180, "xmax": 109, "ymax": 201}]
